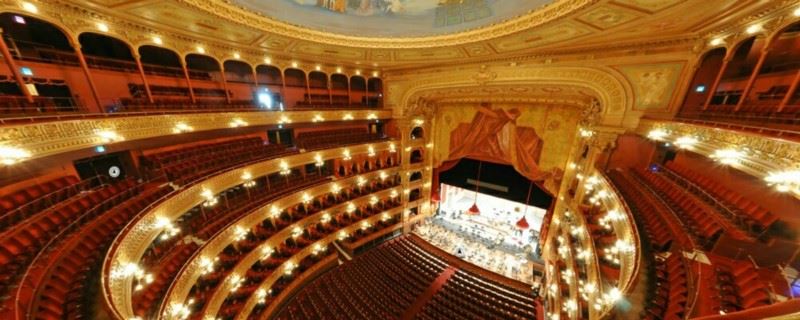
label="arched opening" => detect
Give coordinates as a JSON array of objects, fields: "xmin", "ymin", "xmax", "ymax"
[
  {"xmin": 409, "ymin": 188, "xmax": 421, "ymax": 201},
  {"xmin": 350, "ymin": 76, "xmax": 366, "ymax": 105},
  {"xmin": 331, "ymin": 74, "xmax": 349, "ymax": 106},
  {"xmin": 223, "ymin": 60, "xmax": 254, "ymax": 84},
  {"xmin": 367, "ymin": 77, "xmax": 382, "ymax": 107},
  {"xmin": 409, "ymin": 171, "xmax": 422, "ymax": 182},
  {"xmin": 410, "ymin": 126, "xmax": 424, "ymax": 140},
  {"xmin": 284, "ymin": 68, "xmax": 307, "ymax": 109},
  {"xmin": 132, "ymin": 45, "xmax": 195, "ymax": 106},
  {"xmin": 680, "ymin": 47, "xmax": 727, "ymax": 113},
  {"xmin": 138, "ymin": 45, "xmax": 183, "ymax": 77},
  {"xmin": 307, "ymin": 71, "xmax": 329, "ymax": 107},
  {"xmin": 410, "ymin": 149, "xmax": 423, "ymax": 164},
  {"xmin": 308, "ymin": 71, "xmax": 327, "ymax": 89},
  {"xmin": 78, "ymin": 33, "xmax": 141, "ymax": 109},
  {"xmin": 185, "ymin": 54, "xmax": 227, "ymax": 101},
  {"xmin": 709, "ymin": 37, "xmax": 760, "ymax": 109},
  {"xmin": 0, "ymin": 13, "xmax": 78, "ymax": 112},
  {"xmin": 78, "ymin": 33, "xmax": 135, "ymax": 71},
  {"xmin": 255, "ymin": 65, "xmax": 283, "ymax": 109},
  {"xmin": 745, "ymin": 22, "xmax": 800, "ymax": 113},
  {"xmin": 185, "ymin": 54, "xmax": 220, "ymax": 81},
  {"xmin": 284, "ymin": 69, "xmax": 306, "ymax": 88},
  {"xmin": 0, "ymin": 13, "xmax": 73, "ymax": 61},
  {"xmin": 256, "ymin": 65, "xmax": 282, "ymax": 85}
]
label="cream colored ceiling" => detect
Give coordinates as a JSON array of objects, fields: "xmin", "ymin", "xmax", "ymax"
[{"xmin": 4, "ymin": 0, "xmax": 790, "ymax": 70}]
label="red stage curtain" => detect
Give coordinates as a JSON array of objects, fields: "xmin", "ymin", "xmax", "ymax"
[{"xmin": 446, "ymin": 106, "xmax": 547, "ymax": 181}]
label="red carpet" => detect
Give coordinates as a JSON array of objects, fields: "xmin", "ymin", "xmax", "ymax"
[{"xmin": 401, "ymin": 266, "xmax": 457, "ymax": 320}]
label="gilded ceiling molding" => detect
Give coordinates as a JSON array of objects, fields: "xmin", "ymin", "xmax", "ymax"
[
  {"xmin": 701, "ymin": 0, "xmax": 800, "ymax": 42},
  {"xmin": 0, "ymin": 110, "xmax": 391, "ymax": 162},
  {"xmin": 387, "ymin": 64, "xmax": 633, "ymax": 127},
  {"xmin": 0, "ymin": 1, "xmax": 362, "ymax": 74},
  {"xmin": 178, "ymin": 0, "xmax": 596, "ymax": 49}
]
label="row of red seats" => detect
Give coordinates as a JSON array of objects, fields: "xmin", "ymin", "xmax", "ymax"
[
  {"xmin": 0, "ymin": 180, "xmax": 170, "ymax": 318},
  {"xmin": 211, "ymin": 190, "xmax": 400, "ymax": 315},
  {"xmin": 131, "ymin": 174, "xmax": 330, "ymax": 319},
  {"xmin": 142, "ymin": 137, "xmax": 264, "ymax": 165},
  {"xmin": 0, "ymin": 175, "xmax": 82, "ymax": 229},
  {"xmin": 23, "ymin": 185, "xmax": 171, "ymax": 319},
  {"xmin": 609, "ymin": 169, "xmax": 778, "ymax": 318},
  {"xmin": 169, "ymin": 145, "xmax": 294, "ymax": 185},
  {"xmin": 276, "ymin": 236, "xmax": 445, "ymax": 320},
  {"xmin": 295, "ymin": 129, "xmax": 386, "ymax": 151},
  {"xmin": 608, "ymin": 170, "xmax": 693, "ymax": 251},
  {"xmin": 635, "ymin": 169, "xmax": 737, "ymax": 245},
  {"xmin": 0, "ymin": 179, "xmax": 136, "ymax": 297},
  {"xmin": 641, "ymin": 253, "xmax": 689, "ymax": 320},
  {"xmin": 712, "ymin": 257, "xmax": 773, "ymax": 313},
  {"xmin": 134, "ymin": 243, "xmax": 199, "ymax": 317},
  {"xmin": 133, "ymin": 170, "xmax": 401, "ymax": 319},
  {"xmin": 664, "ymin": 163, "xmax": 778, "ymax": 232}
]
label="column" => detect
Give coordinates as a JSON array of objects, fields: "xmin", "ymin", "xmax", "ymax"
[
  {"xmin": 252, "ymin": 67, "xmax": 259, "ymax": 87},
  {"xmin": 398, "ymin": 119, "xmax": 413, "ymax": 234},
  {"xmin": 180, "ymin": 59, "xmax": 197, "ymax": 104},
  {"xmin": 328, "ymin": 74, "xmax": 334, "ymax": 105},
  {"xmin": 133, "ymin": 53, "xmax": 154, "ymax": 104},
  {"xmin": 304, "ymin": 73, "xmax": 311, "ymax": 105},
  {"xmin": 778, "ymin": 69, "xmax": 800, "ymax": 112},
  {"xmin": 281, "ymin": 69, "xmax": 288, "ymax": 110},
  {"xmin": 735, "ymin": 46, "xmax": 772, "ymax": 111},
  {"xmin": 347, "ymin": 76, "xmax": 352, "ymax": 106},
  {"xmin": 703, "ymin": 56, "xmax": 732, "ymax": 110},
  {"xmin": 0, "ymin": 28, "xmax": 33, "ymax": 104},
  {"xmin": 73, "ymin": 42, "xmax": 103, "ymax": 112},
  {"xmin": 219, "ymin": 66, "xmax": 231, "ymax": 104},
  {"xmin": 365, "ymin": 78, "xmax": 370, "ymax": 107}
]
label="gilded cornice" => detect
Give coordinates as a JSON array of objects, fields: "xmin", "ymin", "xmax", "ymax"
[
  {"xmin": 103, "ymin": 141, "xmax": 396, "ymax": 320},
  {"xmin": 0, "ymin": 110, "xmax": 391, "ymax": 161},
  {"xmin": 178, "ymin": 0, "xmax": 595, "ymax": 49},
  {"xmin": 637, "ymin": 119, "xmax": 800, "ymax": 196},
  {"xmin": 386, "ymin": 63, "xmax": 633, "ymax": 128}
]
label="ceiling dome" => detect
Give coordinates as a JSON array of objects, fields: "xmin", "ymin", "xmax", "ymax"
[{"xmin": 231, "ymin": 0, "xmax": 554, "ymax": 37}]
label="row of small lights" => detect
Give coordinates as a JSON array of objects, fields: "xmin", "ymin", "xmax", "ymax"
[
  {"xmin": 172, "ymin": 203, "xmax": 395, "ymax": 320},
  {"xmin": 547, "ymin": 172, "xmax": 632, "ymax": 317},
  {"xmin": 124, "ymin": 172, "xmax": 401, "ymax": 317},
  {"xmin": 16, "ymin": 2, "xmax": 382, "ymax": 76},
  {"xmin": 708, "ymin": 6, "xmax": 800, "ymax": 47},
  {"xmin": 549, "ymin": 212, "xmax": 624, "ymax": 319},
  {"xmin": 647, "ymin": 128, "xmax": 800, "ymax": 193},
  {"xmin": 0, "ymin": 112, "xmax": 383, "ymax": 166},
  {"xmin": 18, "ymin": 2, "xmax": 380, "ymax": 78},
  {"xmin": 114, "ymin": 146, "xmax": 400, "ymax": 290}
]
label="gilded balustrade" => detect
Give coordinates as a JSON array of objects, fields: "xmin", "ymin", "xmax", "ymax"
[
  {"xmin": 637, "ymin": 119, "xmax": 800, "ymax": 198},
  {"xmin": 0, "ymin": 109, "xmax": 391, "ymax": 162},
  {"xmin": 103, "ymin": 141, "xmax": 396, "ymax": 320},
  {"xmin": 235, "ymin": 206, "xmax": 407, "ymax": 320},
  {"xmin": 183, "ymin": 180, "xmax": 410, "ymax": 320}
]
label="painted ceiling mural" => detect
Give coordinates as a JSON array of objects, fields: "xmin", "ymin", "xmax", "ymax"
[{"xmin": 231, "ymin": 0, "xmax": 554, "ymax": 37}]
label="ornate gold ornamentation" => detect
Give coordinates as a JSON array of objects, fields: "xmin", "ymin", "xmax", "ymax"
[
  {"xmin": 637, "ymin": 119, "xmax": 800, "ymax": 179},
  {"xmin": 103, "ymin": 142, "xmax": 397, "ymax": 320},
  {"xmin": 0, "ymin": 110, "xmax": 391, "ymax": 162},
  {"xmin": 177, "ymin": 0, "xmax": 595, "ymax": 49}
]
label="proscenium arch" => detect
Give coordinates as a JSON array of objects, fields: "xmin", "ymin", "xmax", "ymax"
[{"xmin": 393, "ymin": 65, "xmax": 633, "ymax": 127}]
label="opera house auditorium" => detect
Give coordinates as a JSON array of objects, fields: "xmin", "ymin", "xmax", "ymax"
[{"xmin": 1, "ymin": 0, "xmax": 800, "ymax": 319}]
